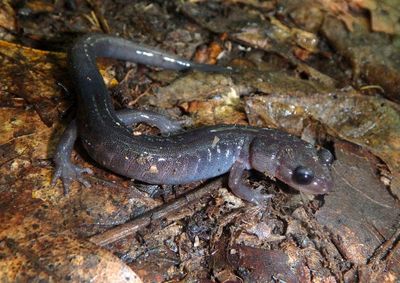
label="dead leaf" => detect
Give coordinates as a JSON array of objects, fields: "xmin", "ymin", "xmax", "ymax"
[
  {"xmin": 1, "ymin": 232, "xmax": 142, "ymax": 282},
  {"xmin": 0, "ymin": 40, "xmax": 67, "ymax": 126},
  {"xmin": 321, "ymin": 16, "xmax": 400, "ymax": 102},
  {"xmin": 181, "ymin": 2, "xmax": 337, "ymax": 87},
  {"xmin": 0, "ymin": 1, "xmax": 16, "ymax": 31},
  {"xmin": 246, "ymin": 90, "xmax": 400, "ymax": 196},
  {"xmin": 151, "ymin": 71, "xmax": 238, "ymax": 108},
  {"xmin": 316, "ymin": 142, "xmax": 399, "ymax": 266},
  {"xmin": 356, "ymin": 0, "xmax": 400, "ymax": 34}
]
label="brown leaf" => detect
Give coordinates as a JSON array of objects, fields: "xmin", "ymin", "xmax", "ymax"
[
  {"xmin": 0, "ymin": 108, "xmax": 56, "ymax": 161},
  {"xmin": 151, "ymin": 71, "xmax": 238, "ymax": 108},
  {"xmin": 0, "ymin": 189, "xmax": 142, "ymax": 282},
  {"xmin": 321, "ymin": 16, "xmax": 400, "ymax": 102},
  {"xmin": 181, "ymin": 2, "xmax": 337, "ymax": 87},
  {"xmin": 356, "ymin": 0, "xmax": 400, "ymax": 34},
  {"xmin": 0, "ymin": 40, "xmax": 67, "ymax": 127},
  {"xmin": 227, "ymin": 245, "xmax": 299, "ymax": 282},
  {"xmin": 316, "ymin": 142, "xmax": 399, "ymax": 265},
  {"xmin": 245, "ymin": 90, "xmax": 400, "ymax": 196},
  {"xmin": 0, "ymin": 1, "xmax": 16, "ymax": 31},
  {"xmin": 1, "ymin": 233, "xmax": 141, "ymax": 282}
]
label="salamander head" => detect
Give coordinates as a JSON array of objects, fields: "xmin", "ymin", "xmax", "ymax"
[{"xmin": 275, "ymin": 144, "xmax": 334, "ymax": 194}]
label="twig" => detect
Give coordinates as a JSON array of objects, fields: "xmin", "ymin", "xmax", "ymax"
[
  {"xmin": 86, "ymin": 0, "xmax": 110, "ymax": 33},
  {"xmin": 89, "ymin": 177, "xmax": 224, "ymax": 246},
  {"xmin": 367, "ymin": 225, "xmax": 400, "ymax": 266}
]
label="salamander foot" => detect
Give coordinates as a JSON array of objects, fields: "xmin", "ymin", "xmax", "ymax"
[
  {"xmin": 229, "ymin": 160, "xmax": 274, "ymax": 206},
  {"xmin": 51, "ymin": 162, "xmax": 93, "ymax": 195}
]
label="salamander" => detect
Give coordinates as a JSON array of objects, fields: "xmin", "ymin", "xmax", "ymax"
[{"xmin": 52, "ymin": 34, "xmax": 334, "ymax": 205}]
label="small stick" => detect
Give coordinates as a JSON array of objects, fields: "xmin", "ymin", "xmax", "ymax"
[
  {"xmin": 367, "ymin": 225, "xmax": 400, "ymax": 266},
  {"xmin": 89, "ymin": 178, "xmax": 224, "ymax": 246}
]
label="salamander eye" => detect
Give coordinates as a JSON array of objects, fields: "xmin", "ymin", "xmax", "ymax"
[
  {"xmin": 292, "ymin": 166, "xmax": 314, "ymax": 185},
  {"xmin": 317, "ymin": 148, "xmax": 334, "ymax": 166}
]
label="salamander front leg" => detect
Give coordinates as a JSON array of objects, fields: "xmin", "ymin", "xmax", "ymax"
[{"xmin": 228, "ymin": 160, "xmax": 273, "ymax": 205}]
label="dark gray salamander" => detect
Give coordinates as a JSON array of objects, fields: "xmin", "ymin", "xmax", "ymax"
[{"xmin": 53, "ymin": 34, "xmax": 334, "ymax": 205}]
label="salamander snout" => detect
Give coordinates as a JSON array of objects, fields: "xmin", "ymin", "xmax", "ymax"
[
  {"xmin": 289, "ymin": 164, "xmax": 333, "ymax": 194},
  {"xmin": 275, "ymin": 146, "xmax": 334, "ymax": 195}
]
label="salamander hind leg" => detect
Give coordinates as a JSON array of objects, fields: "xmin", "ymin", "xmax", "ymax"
[
  {"xmin": 116, "ymin": 109, "xmax": 182, "ymax": 134},
  {"xmin": 52, "ymin": 109, "xmax": 181, "ymax": 194},
  {"xmin": 51, "ymin": 120, "xmax": 93, "ymax": 194},
  {"xmin": 228, "ymin": 159, "xmax": 273, "ymax": 206},
  {"xmin": 51, "ymin": 160, "xmax": 93, "ymax": 195}
]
